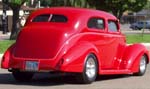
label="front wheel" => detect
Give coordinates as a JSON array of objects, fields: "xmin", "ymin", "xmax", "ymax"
[
  {"xmin": 77, "ymin": 54, "xmax": 98, "ymax": 84},
  {"xmin": 134, "ymin": 55, "xmax": 147, "ymax": 76},
  {"xmin": 12, "ymin": 71, "xmax": 34, "ymax": 82}
]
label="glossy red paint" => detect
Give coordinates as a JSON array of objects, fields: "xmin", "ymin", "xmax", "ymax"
[{"xmin": 1, "ymin": 7, "xmax": 149, "ymax": 76}]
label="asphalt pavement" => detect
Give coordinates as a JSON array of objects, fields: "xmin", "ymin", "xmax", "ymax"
[{"xmin": 0, "ymin": 62, "xmax": 150, "ymax": 89}]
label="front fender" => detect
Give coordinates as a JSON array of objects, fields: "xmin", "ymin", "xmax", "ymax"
[
  {"xmin": 122, "ymin": 43, "xmax": 149, "ymax": 72},
  {"xmin": 60, "ymin": 41, "xmax": 99, "ymax": 73}
]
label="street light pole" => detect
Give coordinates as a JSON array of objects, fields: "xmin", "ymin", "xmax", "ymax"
[{"xmin": 2, "ymin": 0, "xmax": 8, "ymax": 34}]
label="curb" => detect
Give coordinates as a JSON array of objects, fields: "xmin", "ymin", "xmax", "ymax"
[
  {"xmin": 0, "ymin": 54, "xmax": 3, "ymax": 65},
  {"xmin": 0, "ymin": 54, "xmax": 3, "ymax": 59},
  {"xmin": 127, "ymin": 43, "xmax": 150, "ymax": 50},
  {"xmin": 141, "ymin": 43, "xmax": 150, "ymax": 46}
]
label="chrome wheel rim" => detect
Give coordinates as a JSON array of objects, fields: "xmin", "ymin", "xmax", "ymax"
[
  {"xmin": 85, "ymin": 57, "xmax": 96, "ymax": 79},
  {"xmin": 140, "ymin": 56, "xmax": 146, "ymax": 73}
]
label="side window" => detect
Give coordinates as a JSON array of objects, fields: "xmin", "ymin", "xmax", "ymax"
[
  {"xmin": 108, "ymin": 20, "xmax": 118, "ymax": 32},
  {"xmin": 88, "ymin": 18, "xmax": 104, "ymax": 30}
]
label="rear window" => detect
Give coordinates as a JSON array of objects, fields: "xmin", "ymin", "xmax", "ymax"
[{"xmin": 32, "ymin": 14, "xmax": 68, "ymax": 22}]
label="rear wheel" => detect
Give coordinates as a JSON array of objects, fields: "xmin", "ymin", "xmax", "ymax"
[
  {"xmin": 134, "ymin": 55, "xmax": 147, "ymax": 76},
  {"xmin": 12, "ymin": 71, "xmax": 34, "ymax": 82},
  {"xmin": 77, "ymin": 54, "xmax": 98, "ymax": 84}
]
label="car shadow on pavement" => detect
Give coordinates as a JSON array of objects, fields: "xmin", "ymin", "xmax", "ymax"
[
  {"xmin": 96, "ymin": 74, "xmax": 130, "ymax": 81},
  {"xmin": 0, "ymin": 73, "xmax": 131, "ymax": 86},
  {"xmin": 0, "ymin": 73, "xmax": 67, "ymax": 86}
]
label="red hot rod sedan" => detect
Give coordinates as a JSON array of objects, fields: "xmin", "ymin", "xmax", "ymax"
[{"xmin": 1, "ymin": 7, "xmax": 150, "ymax": 84}]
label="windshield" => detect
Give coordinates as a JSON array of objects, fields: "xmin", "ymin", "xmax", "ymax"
[{"xmin": 32, "ymin": 14, "xmax": 68, "ymax": 23}]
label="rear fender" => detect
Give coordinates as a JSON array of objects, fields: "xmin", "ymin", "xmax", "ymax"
[
  {"xmin": 60, "ymin": 41, "xmax": 99, "ymax": 73},
  {"xmin": 1, "ymin": 44, "xmax": 15, "ymax": 69},
  {"xmin": 122, "ymin": 44, "xmax": 149, "ymax": 72}
]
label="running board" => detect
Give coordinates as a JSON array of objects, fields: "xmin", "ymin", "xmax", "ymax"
[{"xmin": 100, "ymin": 69, "xmax": 132, "ymax": 75}]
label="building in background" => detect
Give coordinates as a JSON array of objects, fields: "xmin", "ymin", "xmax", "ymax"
[{"xmin": 121, "ymin": 10, "xmax": 150, "ymax": 24}]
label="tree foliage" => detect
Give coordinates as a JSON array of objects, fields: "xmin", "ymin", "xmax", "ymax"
[
  {"xmin": 40, "ymin": 0, "xmax": 88, "ymax": 7},
  {"xmin": 87, "ymin": 0, "xmax": 148, "ymax": 19},
  {"xmin": 39, "ymin": 0, "xmax": 147, "ymax": 19},
  {"xmin": 3, "ymin": 0, "xmax": 26, "ymax": 8},
  {"xmin": 40, "ymin": 0, "xmax": 51, "ymax": 7},
  {"xmin": 144, "ymin": 0, "xmax": 150, "ymax": 9}
]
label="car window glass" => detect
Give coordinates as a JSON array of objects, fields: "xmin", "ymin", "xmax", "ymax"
[
  {"xmin": 32, "ymin": 14, "xmax": 68, "ymax": 22},
  {"xmin": 51, "ymin": 15, "xmax": 67, "ymax": 22},
  {"xmin": 32, "ymin": 14, "xmax": 50, "ymax": 22},
  {"xmin": 88, "ymin": 18, "xmax": 104, "ymax": 30},
  {"xmin": 108, "ymin": 20, "xmax": 118, "ymax": 32}
]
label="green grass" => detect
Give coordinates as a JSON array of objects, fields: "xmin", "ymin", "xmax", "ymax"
[
  {"xmin": 126, "ymin": 34, "xmax": 150, "ymax": 44},
  {"xmin": 0, "ymin": 40, "xmax": 15, "ymax": 54}
]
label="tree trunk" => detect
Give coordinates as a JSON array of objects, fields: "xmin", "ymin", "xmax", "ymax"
[
  {"xmin": 73, "ymin": 0, "xmax": 76, "ymax": 6},
  {"xmin": 64, "ymin": 0, "xmax": 71, "ymax": 6},
  {"xmin": 95, "ymin": 0, "xmax": 106, "ymax": 10},
  {"xmin": 112, "ymin": 9, "xmax": 123, "ymax": 20},
  {"xmin": 118, "ymin": 11, "xmax": 123, "ymax": 20},
  {"xmin": 10, "ymin": 7, "xmax": 20, "ymax": 40},
  {"xmin": 51, "ymin": 0, "xmax": 57, "ymax": 6}
]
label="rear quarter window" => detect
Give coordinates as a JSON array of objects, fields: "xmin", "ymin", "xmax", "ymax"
[{"xmin": 87, "ymin": 18, "xmax": 104, "ymax": 30}]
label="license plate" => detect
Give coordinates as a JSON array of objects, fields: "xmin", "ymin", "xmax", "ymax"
[{"xmin": 25, "ymin": 61, "xmax": 38, "ymax": 71}]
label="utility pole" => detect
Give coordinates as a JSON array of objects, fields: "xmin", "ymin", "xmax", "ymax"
[{"xmin": 2, "ymin": 0, "xmax": 8, "ymax": 34}]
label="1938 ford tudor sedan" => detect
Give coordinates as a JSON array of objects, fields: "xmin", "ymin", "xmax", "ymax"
[{"xmin": 1, "ymin": 7, "xmax": 149, "ymax": 84}]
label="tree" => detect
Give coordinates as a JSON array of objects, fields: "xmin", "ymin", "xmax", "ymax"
[
  {"xmin": 71, "ymin": 0, "xmax": 88, "ymax": 7},
  {"xmin": 40, "ymin": 0, "xmax": 88, "ymax": 8},
  {"xmin": 40, "ymin": 0, "xmax": 52, "ymax": 7},
  {"xmin": 144, "ymin": 0, "xmax": 150, "ymax": 9},
  {"xmin": 3, "ymin": 0, "xmax": 27, "ymax": 40},
  {"xmin": 87, "ymin": 0, "xmax": 148, "ymax": 19}
]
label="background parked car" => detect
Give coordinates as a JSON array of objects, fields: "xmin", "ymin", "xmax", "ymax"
[{"xmin": 130, "ymin": 21, "xmax": 150, "ymax": 30}]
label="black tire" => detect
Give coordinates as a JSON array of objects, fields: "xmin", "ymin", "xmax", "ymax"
[
  {"xmin": 77, "ymin": 54, "xmax": 98, "ymax": 84},
  {"xmin": 132, "ymin": 26, "xmax": 138, "ymax": 30},
  {"xmin": 138, "ymin": 28, "xmax": 142, "ymax": 30},
  {"xmin": 134, "ymin": 55, "xmax": 147, "ymax": 76},
  {"xmin": 134, "ymin": 26, "xmax": 139, "ymax": 30},
  {"xmin": 12, "ymin": 71, "xmax": 34, "ymax": 82}
]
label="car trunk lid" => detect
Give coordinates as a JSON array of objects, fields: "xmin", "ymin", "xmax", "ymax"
[{"xmin": 14, "ymin": 24, "xmax": 67, "ymax": 59}]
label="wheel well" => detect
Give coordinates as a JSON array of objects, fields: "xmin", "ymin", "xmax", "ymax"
[
  {"xmin": 144, "ymin": 53, "xmax": 149, "ymax": 64},
  {"xmin": 90, "ymin": 53, "xmax": 99, "ymax": 74}
]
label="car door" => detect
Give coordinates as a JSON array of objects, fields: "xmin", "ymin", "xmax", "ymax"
[
  {"xmin": 86, "ymin": 17, "xmax": 112, "ymax": 69},
  {"xmin": 86, "ymin": 17, "xmax": 122, "ymax": 69},
  {"xmin": 99, "ymin": 20, "xmax": 123, "ymax": 69}
]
